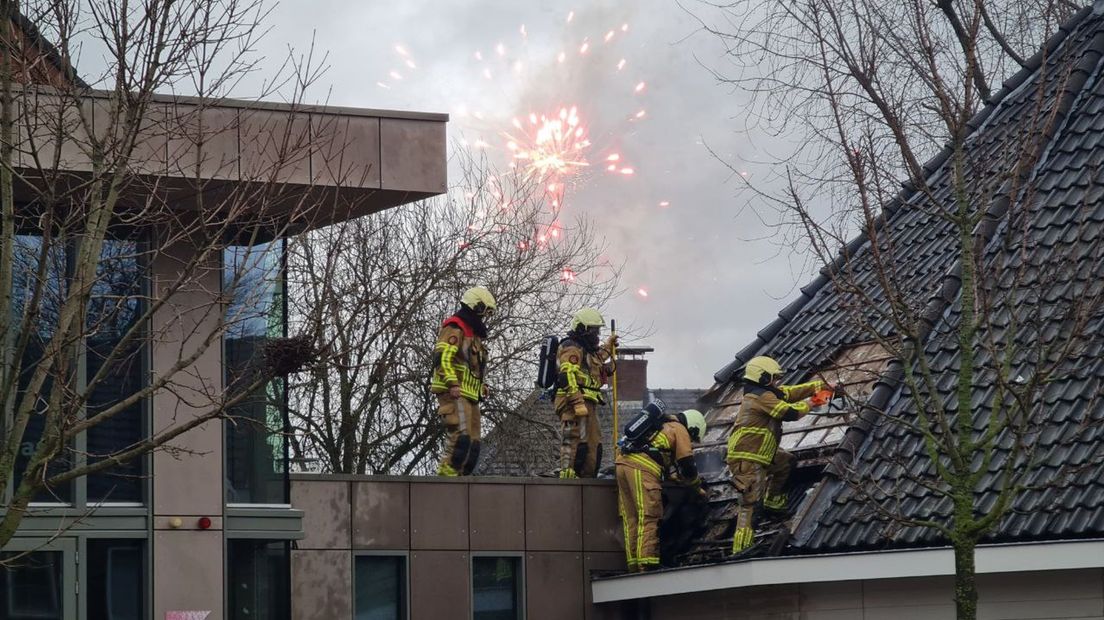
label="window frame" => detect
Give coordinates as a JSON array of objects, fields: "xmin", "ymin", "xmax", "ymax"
[
  {"xmin": 5, "ymin": 228, "xmax": 152, "ymax": 509},
  {"xmin": 469, "ymin": 552, "xmax": 526, "ymax": 620},
  {"xmin": 352, "ymin": 550, "xmax": 410, "ymax": 620}
]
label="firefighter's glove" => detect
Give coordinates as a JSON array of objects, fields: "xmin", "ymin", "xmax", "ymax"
[
  {"xmin": 448, "ymin": 385, "xmax": 462, "ymax": 399},
  {"xmin": 809, "ymin": 389, "xmax": 833, "ymax": 408},
  {"xmin": 605, "ymin": 334, "xmax": 619, "ymax": 350},
  {"xmin": 573, "ymin": 401, "xmax": 589, "ymax": 417}
]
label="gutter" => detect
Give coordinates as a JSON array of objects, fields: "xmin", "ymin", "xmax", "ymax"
[{"xmin": 591, "ymin": 538, "xmax": 1104, "ymax": 603}]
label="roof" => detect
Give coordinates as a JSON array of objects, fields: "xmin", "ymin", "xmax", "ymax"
[
  {"xmin": 477, "ymin": 387, "xmax": 707, "ymax": 477},
  {"xmin": 679, "ymin": 1, "xmax": 1104, "ymax": 564}
]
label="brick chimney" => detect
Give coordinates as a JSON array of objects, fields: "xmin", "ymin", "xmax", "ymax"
[{"xmin": 616, "ymin": 346, "xmax": 653, "ymax": 402}]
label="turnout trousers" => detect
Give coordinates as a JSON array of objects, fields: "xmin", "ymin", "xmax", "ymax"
[
  {"xmin": 615, "ymin": 463, "xmax": 662, "ymax": 571},
  {"xmin": 728, "ymin": 449, "xmax": 793, "ymax": 553},
  {"xmin": 557, "ymin": 400, "xmax": 602, "ymax": 477},
  {"xmin": 437, "ymin": 394, "xmax": 481, "ymax": 476}
]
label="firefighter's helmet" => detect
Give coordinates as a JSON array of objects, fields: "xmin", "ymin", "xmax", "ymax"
[
  {"xmin": 570, "ymin": 307, "xmax": 605, "ymax": 331},
  {"xmin": 461, "ymin": 286, "xmax": 497, "ymax": 315},
  {"xmin": 682, "ymin": 409, "xmax": 707, "ymax": 442},
  {"xmin": 743, "ymin": 356, "xmax": 783, "ymax": 385}
]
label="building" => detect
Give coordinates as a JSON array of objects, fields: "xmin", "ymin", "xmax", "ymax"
[
  {"xmin": 593, "ymin": 1, "xmax": 1104, "ymax": 617},
  {"xmin": 0, "ymin": 12, "xmax": 447, "ymax": 620}
]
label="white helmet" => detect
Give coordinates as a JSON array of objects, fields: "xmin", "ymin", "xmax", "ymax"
[{"xmin": 682, "ymin": 409, "xmax": 707, "ymax": 442}]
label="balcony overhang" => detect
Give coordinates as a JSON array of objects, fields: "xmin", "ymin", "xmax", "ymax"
[{"xmin": 12, "ymin": 88, "xmax": 448, "ymax": 234}]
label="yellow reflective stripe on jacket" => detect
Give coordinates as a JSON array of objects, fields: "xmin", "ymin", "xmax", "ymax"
[
  {"xmin": 556, "ymin": 360, "xmax": 603, "ymax": 403},
  {"xmin": 726, "ymin": 426, "xmax": 778, "ymax": 465},
  {"xmin": 435, "ymin": 341, "xmax": 460, "ymax": 385},
  {"xmin": 781, "ymin": 380, "xmax": 823, "ymax": 400},
  {"xmin": 768, "ymin": 400, "xmax": 791, "ymax": 419}
]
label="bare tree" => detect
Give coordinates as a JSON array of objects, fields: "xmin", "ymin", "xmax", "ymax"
[
  {"xmin": 695, "ymin": 1, "xmax": 1102, "ymax": 617},
  {"xmin": 286, "ymin": 150, "xmax": 622, "ymax": 475},
  {"xmin": 0, "ymin": 0, "xmax": 335, "ymax": 550}
]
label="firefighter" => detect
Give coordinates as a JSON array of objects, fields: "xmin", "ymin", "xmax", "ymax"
[
  {"xmin": 430, "ymin": 287, "xmax": 496, "ymax": 477},
  {"xmin": 726, "ymin": 356, "xmax": 829, "ymax": 554},
  {"xmin": 555, "ymin": 307, "xmax": 617, "ymax": 478},
  {"xmin": 616, "ymin": 407, "xmax": 708, "ymax": 572}
]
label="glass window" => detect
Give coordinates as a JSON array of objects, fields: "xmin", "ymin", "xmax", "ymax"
[
  {"xmin": 355, "ymin": 555, "xmax": 407, "ymax": 620},
  {"xmin": 224, "ymin": 242, "xmax": 289, "ymax": 504},
  {"xmin": 10, "ymin": 235, "xmax": 73, "ymax": 503},
  {"xmin": 472, "ymin": 557, "xmax": 522, "ymax": 620},
  {"xmin": 86, "ymin": 239, "xmax": 146, "ymax": 503},
  {"xmin": 87, "ymin": 539, "xmax": 144, "ymax": 620},
  {"xmin": 0, "ymin": 551, "xmax": 63, "ymax": 619},
  {"xmin": 227, "ymin": 540, "xmax": 289, "ymax": 620}
]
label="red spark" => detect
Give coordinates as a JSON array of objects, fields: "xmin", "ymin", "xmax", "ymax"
[
  {"xmin": 617, "ymin": 59, "xmax": 626, "ymax": 71},
  {"xmin": 659, "ymin": 201, "xmax": 670, "ymax": 208},
  {"xmin": 637, "ymin": 287, "xmax": 649, "ymax": 298},
  {"xmin": 634, "ymin": 81, "xmax": 646, "ymax": 93}
]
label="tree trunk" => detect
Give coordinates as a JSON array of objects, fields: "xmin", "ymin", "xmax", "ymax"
[{"xmin": 953, "ymin": 537, "xmax": 979, "ymax": 620}]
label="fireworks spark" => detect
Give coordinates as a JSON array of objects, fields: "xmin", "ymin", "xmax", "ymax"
[
  {"xmin": 505, "ymin": 107, "xmax": 590, "ymax": 177},
  {"xmin": 637, "ymin": 287, "xmax": 649, "ymax": 298}
]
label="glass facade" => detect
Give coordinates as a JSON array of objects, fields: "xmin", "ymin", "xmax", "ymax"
[
  {"xmin": 355, "ymin": 555, "xmax": 407, "ymax": 620},
  {"xmin": 86, "ymin": 239, "xmax": 146, "ymax": 503},
  {"xmin": 8, "ymin": 234, "xmax": 147, "ymax": 505},
  {"xmin": 227, "ymin": 540, "xmax": 290, "ymax": 620},
  {"xmin": 224, "ymin": 242, "xmax": 289, "ymax": 505},
  {"xmin": 0, "ymin": 551, "xmax": 63, "ymax": 619},
  {"xmin": 87, "ymin": 539, "xmax": 144, "ymax": 620},
  {"xmin": 11, "ymin": 235, "xmax": 74, "ymax": 503},
  {"xmin": 472, "ymin": 557, "xmax": 523, "ymax": 620}
]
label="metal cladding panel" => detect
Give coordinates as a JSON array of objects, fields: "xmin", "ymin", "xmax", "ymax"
[
  {"xmin": 165, "ymin": 104, "xmax": 240, "ymax": 180},
  {"xmin": 352, "ymin": 481, "xmax": 410, "ymax": 549},
  {"xmin": 411, "ymin": 482, "xmax": 469, "ymax": 550},
  {"xmin": 292, "ymin": 480, "xmax": 349, "ymax": 549},
  {"xmin": 525, "ymin": 484, "xmax": 583, "ymax": 551},
  {"xmin": 291, "ymin": 550, "xmax": 351, "ymax": 620},
  {"xmin": 584, "ymin": 552, "xmax": 629, "ymax": 620},
  {"xmin": 582, "ymin": 484, "xmax": 623, "ymax": 553},
  {"xmin": 16, "ymin": 94, "xmax": 94, "ymax": 172},
  {"xmin": 238, "ymin": 108, "xmax": 313, "ymax": 185},
  {"xmin": 312, "ymin": 114, "xmax": 381, "ymax": 188},
  {"xmin": 525, "ymin": 552, "xmax": 584, "ymax": 620},
  {"xmin": 153, "ymin": 530, "xmax": 224, "ymax": 619},
  {"xmin": 150, "ymin": 239, "xmax": 223, "ymax": 517},
  {"xmin": 469, "ymin": 483, "xmax": 525, "ymax": 550},
  {"xmin": 379, "ymin": 117, "xmax": 447, "ymax": 193},
  {"xmin": 410, "ymin": 550, "xmax": 470, "ymax": 618}
]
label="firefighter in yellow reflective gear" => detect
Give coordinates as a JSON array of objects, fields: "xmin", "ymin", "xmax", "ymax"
[
  {"xmin": 616, "ymin": 407, "xmax": 707, "ymax": 572},
  {"xmin": 556, "ymin": 308, "xmax": 617, "ymax": 478},
  {"xmin": 430, "ymin": 287, "xmax": 496, "ymax": 476},
  {"xmin": 727, "ymin": 356, "xmax": 829, "ymax": 554}
]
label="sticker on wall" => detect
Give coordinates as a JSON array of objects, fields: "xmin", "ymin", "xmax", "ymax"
[{"xmin": 166, "ymin": 613, "xmax": 211, "ymax": 620}]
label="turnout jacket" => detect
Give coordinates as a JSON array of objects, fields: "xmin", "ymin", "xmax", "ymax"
[
  {"xmin": 726, "ymin": 380, "xmax": 824, "ymax": 465},
  {"xmin": 429, "ymin": 315, "xmax": 487, "ymax": 402},
  {"xmin": 617, "ymin": 420, "xmax": 702, "ymax": 487},
  {"xmin": 555, "ymin": 337, "xmax": 614, "ymax": 406}
]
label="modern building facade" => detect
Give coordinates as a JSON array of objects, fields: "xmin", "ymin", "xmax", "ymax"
[{"xmin": 1, "ymin": 88, "xmax": 447, "ymax": 619}]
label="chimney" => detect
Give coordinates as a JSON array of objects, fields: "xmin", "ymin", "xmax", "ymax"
[{"xmin": 616, "ymin": 346, "xmax": 653, "ymax": 402}]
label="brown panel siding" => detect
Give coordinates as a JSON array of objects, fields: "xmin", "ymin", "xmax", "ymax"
[
  {"xmin": 410, "ymin": 550, "xmax": 471, "ymax": 618},
  {"xmin": 470, "ymin": 483, "xmax": 525, "ymax": 550},
  {"xmin": 352, "ymin": 481, "xmax": 410, "ymax": 549},
  {"xmin": 525, "ymin": 484, "xmax": 583, "ymax": 551},
  {"xmin": 411, "ymin": 482, "xmax": 469, "ymax": 550}
]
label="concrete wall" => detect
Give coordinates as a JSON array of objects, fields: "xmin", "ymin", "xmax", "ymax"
[
  {"xmin": 290, "ymin": 475, "xmax": 629, "ymax": 620},
  {"xmin": 643, "ymin": 568, "xmax": 1104, "ymax": 619}
]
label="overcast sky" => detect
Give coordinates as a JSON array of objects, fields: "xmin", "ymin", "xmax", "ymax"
[{"xmin": 254, "ymin": 0, "xmax": 811, "ymax": 388}]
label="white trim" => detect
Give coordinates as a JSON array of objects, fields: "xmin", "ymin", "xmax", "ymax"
[
  {"xmin": 591, "ymin": 538, "xmax": 1104, "ymax": 603},
  {"xmin": 225, "ymin": 503, "xmax": 293, "ymax": 509}
]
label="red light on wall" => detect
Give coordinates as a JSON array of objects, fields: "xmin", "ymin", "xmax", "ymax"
[{"xmin": 197, "ymin": 517, "xmax": 212, "ymax": 530}]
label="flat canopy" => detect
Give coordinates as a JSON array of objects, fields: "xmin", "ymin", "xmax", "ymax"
[{"xmin": 14, "ymin": 88, "xmax": 448, "ymax": 232}]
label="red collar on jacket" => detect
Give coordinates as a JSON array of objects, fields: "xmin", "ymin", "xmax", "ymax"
[{"xmin": 442, "ymin": 315, "xmax": 475, "ymax": 338}]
